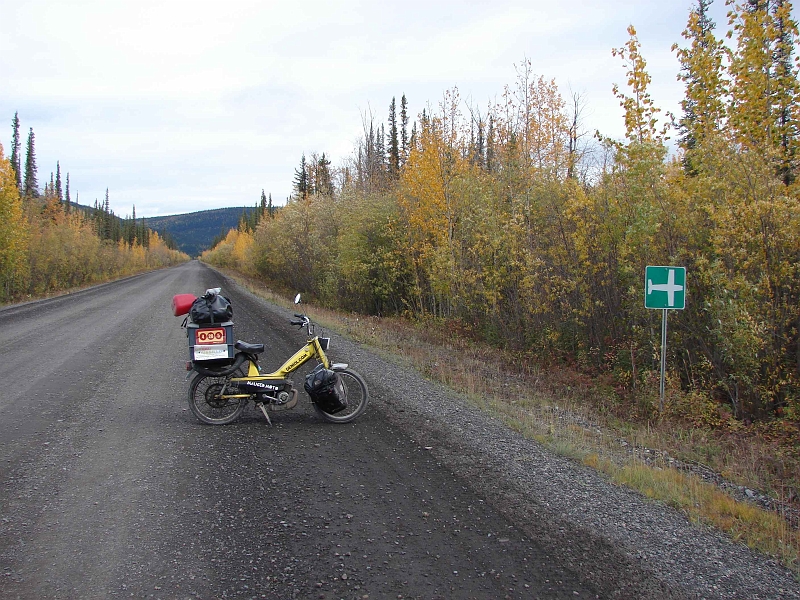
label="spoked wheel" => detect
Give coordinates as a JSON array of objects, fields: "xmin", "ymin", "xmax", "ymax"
[
  {"xmin": 313, "ymin": 368, "xmax": 369, "ymax": 424},
  {"xmin": 188, "ymin": 365, "xmax": 249, "ymax": 425}
]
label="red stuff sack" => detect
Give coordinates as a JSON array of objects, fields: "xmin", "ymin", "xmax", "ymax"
[{"xmin": 172, "ymin": 294, "xmax": 197, "ymax": 317}]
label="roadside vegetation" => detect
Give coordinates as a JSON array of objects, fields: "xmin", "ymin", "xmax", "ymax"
[
  {"xmin": 222, "ymin": 268, "xmax": 800, "ymax": 577},
  {"xmin": 202, "ymin": 0, "xmax": 800, "ymax": 576},
  {"xmin": 0, "ymin": 118, "xmax": 189, "ymax": 304}
]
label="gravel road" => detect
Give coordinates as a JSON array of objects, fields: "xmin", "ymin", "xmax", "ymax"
[{"xmin": 0, "ymin": 261, "xmax": 797, "ymax": 599}]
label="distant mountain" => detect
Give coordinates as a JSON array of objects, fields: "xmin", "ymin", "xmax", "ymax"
[{"xmin": 144, "ymin": 207, "xmax": 256, "ymax": 257}]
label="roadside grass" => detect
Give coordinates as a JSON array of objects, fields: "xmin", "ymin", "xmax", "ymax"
[
  {"xmin": 584, "ymin": 455, "xmax": 799, "ymax": 573},
  {"xmin": 224, "ymin": 269, "xmax": 800, "ymax": 576}
]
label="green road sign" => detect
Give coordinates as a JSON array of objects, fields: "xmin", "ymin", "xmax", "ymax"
[{"xmin": 645, "ymin": 266, "xmax": 686, "ymax": 310}]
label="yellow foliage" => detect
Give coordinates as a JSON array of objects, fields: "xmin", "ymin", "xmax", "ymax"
[
  {"xmin": 211, "ymin": 27, "xmax": 800, "ymax": 421},
  {"xmin": 494, "ymin": 62, "xmax": 572, "ymax": 179},
  {"xmin": 201, "ymin": 228, "xmax": 256, "ymax": 275},
  {"xmin": 0, "ymin": 144, "xmax": 29, "ymax": 300}
]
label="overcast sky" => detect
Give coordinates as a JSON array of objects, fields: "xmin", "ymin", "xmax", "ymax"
[{"xmin": 2, "ymin": 0, "xmax": 733, "ymax": 217}]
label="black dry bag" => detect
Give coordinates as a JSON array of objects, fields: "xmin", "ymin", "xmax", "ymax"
[
  {"xmin": 304, "ymin": 364, "xmax": 347, "ymax": 414},
  {"xmin": 190, "ymin": 293, "xmax": 233, "ymax": 324}
]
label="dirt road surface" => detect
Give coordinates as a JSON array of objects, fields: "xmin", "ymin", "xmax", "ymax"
[{"xmin": 0, "ymin": 261, "xmax": 797, "ymax": 599}]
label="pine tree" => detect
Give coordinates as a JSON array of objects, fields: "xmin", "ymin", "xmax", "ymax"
[
  {"xmin": 268, "ymin": 193, "xmax": 274, "ymax": 219},
  {"xmin": 388, "ymin": 97, "xmax": 400, "ymax": 178},
  {"xmin": 104, "ymin": 188, "xmax": 112, "ymax": 240},
  {"xmin": 94, "ymin": 198, "xmax": 102, "ymax": 237},
  {"xmin": 140, "ymin": 217, "xmax": 149, "ymax": 248},
  {"xmin": 10, "ymin": 112, "xmax": 21, "ymax": 194},
  {"xmin": 42, "ymin": 171, "xmax": 62, "ymax": 223},
  {"xmin": 377, "ymin": 124, "xmax": 386, "ymax": 176},
  {"xmin": 55, "ymin": 161, "xmax": 63, "ymax": 202},
  {"xmin": 400, "ymin": 94, "xmax": 409, "ymax": 166},
  {"xmin": 131, "ymin": 205, "xmax": 137, "ymax": 245},
  {"xmin": 366, "ymin": 122, "xmax": 376, "ymax": 186},
  {"xmin": 486, "ymin": 116, "xmax": 495, "ymax": 172},
  {"xmin": 23, "ymin": 128, "xmax": 38, "ymax": 198},
  {"xmin": 65, "ymin": 173, "xmax": 71, "ymax": 214},
  {"xmin": 293, "ymin": 154, "xmax": 309, "ymax": 200},
  {"xmin": 238, "ymin": 209, "xmax": 250, "ymax": 232},
  {"xmin": 468, "ymin": 108, "xmax": 486, "ymax": 168},
  {"xmin": 317, "ymin": 153, "xmax": 334, "ymax": 196},
  {"xmin": 771, "ymin": 0, "xmax": 800, "ymax": 184}
]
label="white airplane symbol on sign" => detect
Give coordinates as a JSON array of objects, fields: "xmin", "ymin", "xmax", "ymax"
[{"xmin": 647, "ymin": 269, "xmax": 684, "ymax": 307}]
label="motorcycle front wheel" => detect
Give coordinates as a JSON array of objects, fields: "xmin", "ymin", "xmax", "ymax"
[
  {"xmin": 313, "ymin": 368, "xmax": 369, "ymax": 424},
  {"xmin": 188, "ymin": 365, "xmax": 249, "ymax": 425}
]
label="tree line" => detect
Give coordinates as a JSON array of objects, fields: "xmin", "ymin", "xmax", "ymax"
[
  {"xmin": 0, "ymin": 114, "xmax": 189, "ymax": 302},
  {"xmin": 202, "ymin": 0, "xmax": 800, "ymax": 426}
]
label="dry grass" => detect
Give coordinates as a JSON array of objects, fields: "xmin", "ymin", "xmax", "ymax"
[
  {"xmin": 222, "ymin": 269, "xmax": 800, "ymax": 576},
  {"xmin": 583, "ymin": 454, "xmax": 799, "ymax": 572}
]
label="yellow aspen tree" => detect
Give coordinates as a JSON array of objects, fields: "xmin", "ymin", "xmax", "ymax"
[
  {"xmin": 399, "ymin": 93, "xmax": 471, "ymax": 316},
  {"xmin": 612, "ymin": 25, "xmax": 666, "ymax": 144},
  {"xmin": 727, "ymin": 0, "xmax": 776, "ymax": 148},
  {"xmin": 0, "ymin": 144, "xmax": 29, "ymax": 300},
  {"xmin": 673, "ymin": 0, "xmax": 728, "ymax": 169},
  {"xmin": 727, "ymin": 0, "xmax": 800, "ymax": 184},
  {"xmin": 232, "ymin": 229, "xmax": 254, "ymax": 274}
]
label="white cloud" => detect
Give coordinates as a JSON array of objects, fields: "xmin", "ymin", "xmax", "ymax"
[{"xmin": 1, "ymin": 0, "xmax": 727, "ymax": 216}]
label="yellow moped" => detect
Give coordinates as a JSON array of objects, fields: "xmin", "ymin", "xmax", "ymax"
[{"xmin": 184, "ymin": 294, "xmax": 368, "ymax": 426}]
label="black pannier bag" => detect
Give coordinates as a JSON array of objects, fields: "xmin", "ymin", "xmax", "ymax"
[
  {"xmin": 304, "ymin": 364, "xmax": 347, "ymax": 414},
  {"xmin": 190, "ymin": 293, "xmax": 233, "ymax": 324}
]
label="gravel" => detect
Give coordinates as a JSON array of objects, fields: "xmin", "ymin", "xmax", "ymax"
[
  {"xmin": 317, "ymin": 317, "xmax": 800, "ymax": 600},
  {"xmin": 6, "ymin": 263, "xmax": 790, "ymax": 599}
]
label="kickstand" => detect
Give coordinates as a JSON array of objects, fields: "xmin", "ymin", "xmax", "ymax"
[{"xmin": 257, "ymin": 403, "xmax": 272, "ymax": 426}]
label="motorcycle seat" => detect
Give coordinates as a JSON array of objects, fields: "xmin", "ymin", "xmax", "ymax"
[{"xmin": 235, "ymin": 340, "xmax": 265, "ymax": 354}]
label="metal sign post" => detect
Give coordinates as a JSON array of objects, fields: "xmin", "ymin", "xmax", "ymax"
[
  {"xmin": 645, "ymin": 266, "xmax": 686, "ymax": 411},
  {"xmin": 660, "ymin": 308, "xmax": 668, "ymax": 405}
]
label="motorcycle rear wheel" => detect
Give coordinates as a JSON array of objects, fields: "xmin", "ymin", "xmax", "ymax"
[
  {"xmin": 188, "ymin": 365, "xmax": 249, "ymax": 425},
  {"xmin": 313, "ymin": 368, "xmax": 369, "ymax": 424}
]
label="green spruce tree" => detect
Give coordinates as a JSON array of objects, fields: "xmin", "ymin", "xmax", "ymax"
[
  {"xmin": 104, "ymin": 189, "xmax": 112, "ymax": 240},
  {"xmin": 55, "ymin": 161, "xmax": 63, "ymax": 202},
  {"xmin": 771, "ymin": 0, "xmax": 800, "ymax": 184},
  {"xmin": 293, "ymin": 154, "xmax": 309, "ymax": 200},
  {"xmin": 23, "ymin": 128, "xmax": 38, "ymax": 198},
  {"xmin": 64, "ymin": 173, "xmax": 71, "ymax": 214},
  {"xmin": 317, "ymin": 153, "xmax": 334, "ymax": 196},
  {"xmin": 388, "ymin": 97, "xmax": 400, "ymax": 178},
  {"xmin": 400, "ymin": 94, "xmax": 409, "ymax": 166},
  {"xmin": 10, "ymin": 112, "xmax": 21, "ymax": 194}
]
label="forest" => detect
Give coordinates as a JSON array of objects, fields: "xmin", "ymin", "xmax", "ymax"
[
  {"xmin": 202, "ymin": 0, "xmax": 800, "ymax": 429},
  {"xmin": 0, "ymin": 116, "xmax": 189, "ymax": 302}
]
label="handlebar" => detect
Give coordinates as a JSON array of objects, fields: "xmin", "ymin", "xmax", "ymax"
[
  {"xmin": 291, "ymin": 314, "xmax": 310, "ymax": 328},
  {"xmin": 290, "ymin": 314, "xmax": 318, "ymax": 336}
]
